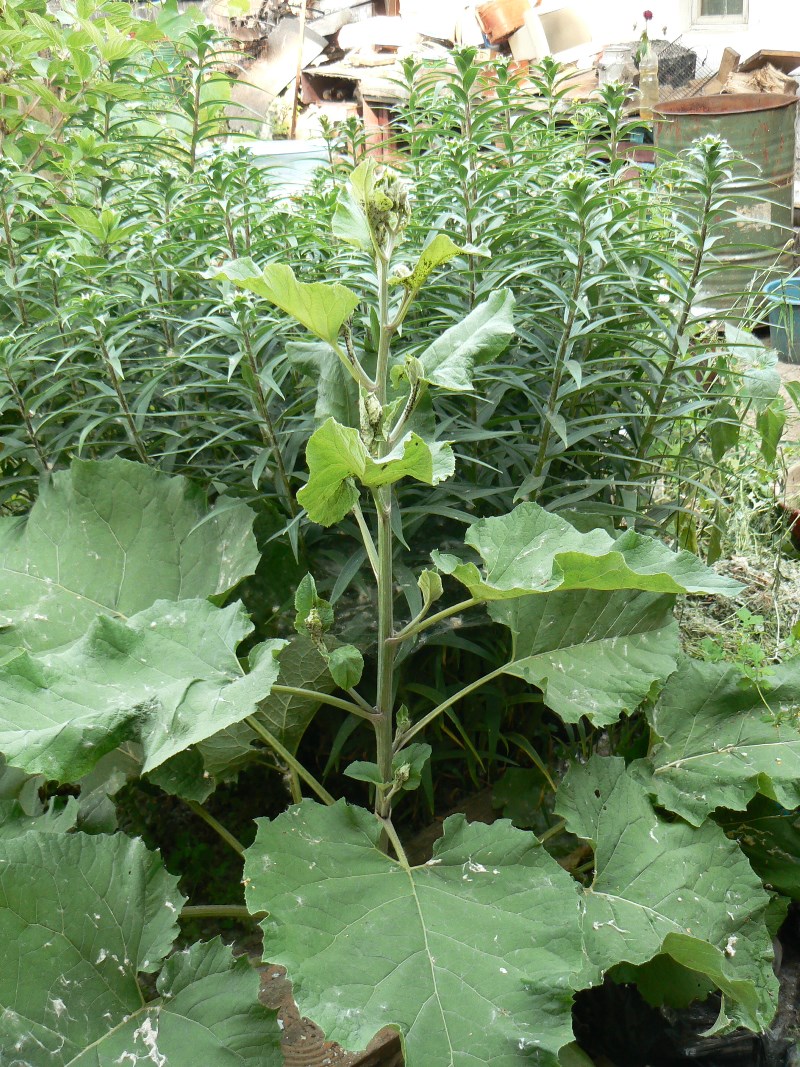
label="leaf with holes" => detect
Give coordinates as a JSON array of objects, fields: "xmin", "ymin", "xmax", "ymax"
[
  {"xmin": 0, "ymin": 458, "xmax": 258, "ymax": 656},
  {"xmin": 433, "ymin": 503, "xmax": 743, "ymax": 601},
  {"xmin": 244, "ymin": 800, "xmax": 586, "ymax": 1066},
  {"xmin": 491, "ymin": 589, "xmax": 679, "ymax": 725}
]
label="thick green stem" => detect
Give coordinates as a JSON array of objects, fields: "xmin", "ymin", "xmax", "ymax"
[
  {"xmin": 373, "ymin": 251, "xmax": 397, "ymax": 821},
  {"xmin": 185, "ymin": 800, "xmax": 245, "ymax": 856},
  {"xmin": 245, "ymin": 715, "xmax": 335, "ymax": 805},
  {"xmin": 395, "ymin": 665, "xmax": 507, "ymax": 751},
  {"xmin": 373, "ymin": 485, "xmax": 395, "ymax": 818},
  {"xmin": 532, "ymin": 224, "xmax": 587, "ymax": 482}
]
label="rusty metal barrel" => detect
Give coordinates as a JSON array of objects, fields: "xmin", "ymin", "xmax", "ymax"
[{"xmin": 654, "ymin": 93, "xmax": 797, "ymax": 314}]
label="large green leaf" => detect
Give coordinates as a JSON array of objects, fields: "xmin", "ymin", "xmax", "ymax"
[
  {"xmin": 286, "ymin": 340, "xmax": 359, "ymax": 426},
  {"xmin": 216, "ymin": 258, "xmax": 359, "ymax": 345},
  {"xmin": 0, "ymin": 831, "xmax": 180, "ymax": 1060},
  {"xmin": 70, "ymin": 939, "xmax": 281, "ymax": 1065},
  {"xmin": 198, "ymin": 634, "xmax": 335, "ymax": 780},
  {"xmin": 0, "ymin": 832, "xmax": 280, "ymax": 1064},
  {"xmin": 0, "ymin": 458, "xmax": 258, "ymax": 656},
  {"xmin": 492, "ymin": 589, "xmax": 679, "ymax": 725},
  {"xmin": 298, "ymin": 418, "xmax": 455, "ymax": 526},
  {"xmin": 414, "ymin": 288, "xmax": 515, "ymax": 392},
  {"xmin": 244, "ymin": 800, "xmax": 586, "ymax": 1066},
  {"xmin": 433, "ymin": 503, "xmax": 743, "ymax": 601},
  {"xmin": 0, "ymin": 599, "xmax": 285, "ymax": 781},
  {"xmin": 635, "ymin": 658, "xmax": 800, "ymax": 826},
  {"xmin": 556, "ymin": 757, "xmax": 777, "ymax": 1031}
]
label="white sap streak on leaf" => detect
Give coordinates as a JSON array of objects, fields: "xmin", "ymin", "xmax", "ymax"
[{"xmin": 132, "ymin": 1016, "xmax": 166, "ymax": 1067}]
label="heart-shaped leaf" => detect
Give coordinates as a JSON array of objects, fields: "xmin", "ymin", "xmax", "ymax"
[
  {"xmin": 298, "ymin": 418, "xmax": 454, "ymax": 526},
  {"xmin": 216, "ymin": 258, "xmax": 358, "ymax": 345}
]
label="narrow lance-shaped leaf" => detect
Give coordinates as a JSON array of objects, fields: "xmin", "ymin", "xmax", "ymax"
[
  {"xmin": 432, "ymin": 502, "xmax": 743, "ymax": 601},
  {"xmin": 0, "ymin": 832, "xmax": 281, "ymax": 1064},
  {"xmin": 633, "ymin": 657, "xmax": 800, "ymax": 826},
  {"xmin": 491, "ymin": 589, "xmax": 680, "ymax": 726},
  {"xmin": 0, "ymin": 599, "xmax": 286, "ymax": 781},
  {"xmin": 244, "ymin": 800, "xmax": 586, "ymax": 1067},
  {"xmin": 298, "ymin": 417, "xmax": 455, "ymax": 526},
  {"xmin": 0, "ymin": 457, "xmax": 259, "ymax": 656},
  {"xmin": 556, "ymin": 757, "xmax": 777, "ymax": 1032},
  {"xmin": 216, "ymin": 258, "xmax": 359, "ymax": 346}
]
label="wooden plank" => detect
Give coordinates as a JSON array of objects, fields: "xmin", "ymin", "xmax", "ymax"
[
  {"xmin": 699, "ymin": 46, "xmax": 739, "ymax": 95},
  {"xmin": 739, "ymin": 49, "xmax": 800, "ymax": 75}
]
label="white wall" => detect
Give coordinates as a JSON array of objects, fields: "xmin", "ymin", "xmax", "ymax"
[
  {"xmin": 397, "ymin": 1, "xmax": 800, "ymax": 69},
  {"xmin": 576, "ymin": 0, "xmax": 800, "ymax": 70}
]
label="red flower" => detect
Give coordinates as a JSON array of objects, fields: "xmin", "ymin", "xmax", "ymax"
[{"xmin": 643, "ymin": 9, "xmax": 653, "ymax": 18}]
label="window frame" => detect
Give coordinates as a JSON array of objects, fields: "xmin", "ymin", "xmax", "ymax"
[{"xmin": 691, "ymin": 0, "xmax": 749, "ymax": 27}]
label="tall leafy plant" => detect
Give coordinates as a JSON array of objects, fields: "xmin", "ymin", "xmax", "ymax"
[{"xmin": 0, "ymin": 160, "xmax": 788, "ymax": 1064}]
